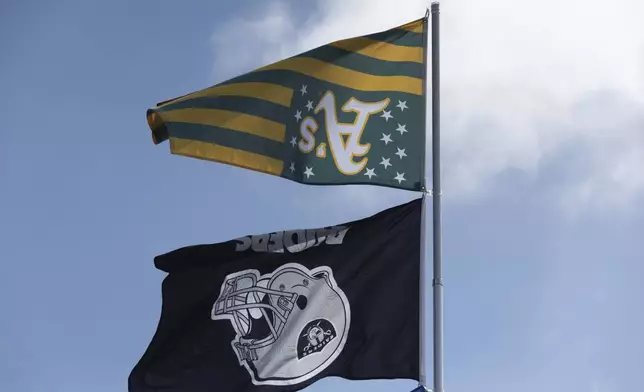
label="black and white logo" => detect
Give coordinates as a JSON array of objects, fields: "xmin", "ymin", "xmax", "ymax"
[
  {"xmin": 297, "ymin": 319, "xmax": 337, "ymax": 360},
  {"xmin": 211, "ymin": 263, "xmax": 351, "ymax": 386}
]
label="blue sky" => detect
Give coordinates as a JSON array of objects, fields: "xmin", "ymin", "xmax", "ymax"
[{"xmin": 2, "ymin": 0, "xmax": 643, "ymax": 391}]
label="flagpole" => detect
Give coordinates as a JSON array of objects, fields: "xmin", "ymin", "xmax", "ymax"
[
  {"xmin": 419, "ymin": 189, "xmax": 428, "ymax": 389},
  {"xmin": 430, "ymin": 2, "xmax": 444, "ymax": 392},
  {"xmin": 418, "ymin": 5, "xmax": 431, "ymax": 390}
]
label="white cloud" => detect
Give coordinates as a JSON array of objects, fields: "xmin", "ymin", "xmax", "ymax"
[
  {"xmin": 211, "ymin": 0, "xmax": 644, "ymax": 213},
  {"xmin": 209, "ymin": 2, "xmax": 297, "ymax": 80}
]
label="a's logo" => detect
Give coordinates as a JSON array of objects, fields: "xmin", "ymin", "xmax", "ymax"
[
  {"xmin": 298, "ymin": 91, "xmax": 389, "ymax": 175},
  {"xmin": 211, "ymin": 263, "xmax": 351, "ymax": 386}
]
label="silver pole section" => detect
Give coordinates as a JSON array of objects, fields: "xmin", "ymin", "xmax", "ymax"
[
  {"xmin": 430, "ymin": 2, "xmax": 444, "ymax": 392},
  {"xmin": 419, "ymin": 191, "xmax": 428, "ymax": 387},
  {"xmin": 418, "ymin": 7, "xmax": 431, "ymax": 389}
]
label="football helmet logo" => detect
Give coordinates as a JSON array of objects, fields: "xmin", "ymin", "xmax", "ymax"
[{"xmin": 211, "ymin": 263, "xmax": 351, "ymax": 386}]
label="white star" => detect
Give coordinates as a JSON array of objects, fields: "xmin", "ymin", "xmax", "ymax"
[
  {"xmin": 289, "ymin": 162, "xmax": 295, "ymax": 173},
  {"xmin": 380, "ymin": 157, "xmax": 392, "ymax": 169},
  {"xmin": 305, "ymin": 100, "xmax": 314, "ymax": 111},
  {"xmin": 303, "ymin": 166, "xmax": 314, "ymax": 178},
  {"xmin": 395, "ymin": 147, "xmax": 407, "ymax": 159},
  {"xmin": 381, "ymin": 110, "xmax": 393, "ymax": 121},
  {"xmin": 364, "ymin": 168, "xmax": 376, "ymax": 179},
  {"xmin": 290, "ymin": 136, "xmax": 297, "ymax": 147},
  {"xmin": 380, "ymin": 133, "xmax": 393, "ymax": 145},
  {"xmin": 396, "ymin": 123, "xmax": 408, "ymax": 135},
  {"xmin": 300, "ymin": 84, "xmax": 308, "ymax": 95},
  {"xmin": 294, "ymin": 110, "xmax": 302, "ymax": 122},
  {"xmin": 394, "ymin": 172, "xmax": 406, "ymax": 184},
  {"xmin": 396, "ymin": 100, "xmax": 408, "ymax": 111}
]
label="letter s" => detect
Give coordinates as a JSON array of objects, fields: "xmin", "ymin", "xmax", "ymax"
[{"xmin": 298, "ymin": 117, "xmax": 318, "ymax": 153}]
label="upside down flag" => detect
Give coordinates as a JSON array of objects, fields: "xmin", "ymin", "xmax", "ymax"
[
  {"xmin": 129, "ymin": 199, "xmax": 422, "ymax": 391},
  {"xmin": 146, "ymin": 17, "xmax": 428, "ymax": 191}
]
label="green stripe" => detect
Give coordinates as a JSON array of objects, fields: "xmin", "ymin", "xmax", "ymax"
[
  {"xmin": 222, "ymin": 70, "xmax": 309, "ymax": 90},
  {"xmin": 297, "ymin": 45, "xmax": 424, "ymax": 78},
  {"xmin": 363, "ymin": 28, "xmax": 423, "ymax": 47},
  {"xmin": 164, "ymin": 122, "xmax": 285, "ymax": 160},
  {"xmin": 224, "ymin": 60, "xmax": 421, "ymax": 91},
  {"xmin": 155, "ymin": 96, "xmax": 291, "ymax": 125}
]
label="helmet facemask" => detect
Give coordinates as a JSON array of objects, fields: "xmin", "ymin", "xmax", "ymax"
[{"xmin": 212, "ymin": 273, "xmax": 298, "ymax": 362}]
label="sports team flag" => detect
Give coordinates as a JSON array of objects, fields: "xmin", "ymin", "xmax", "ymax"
[
  {"xmin": 129, "ymin": 199, "xmax": 422, "ymax": 391},
  {"xmin": 146, "ymin": 17, "xmax": 428, "ymax": 191}
]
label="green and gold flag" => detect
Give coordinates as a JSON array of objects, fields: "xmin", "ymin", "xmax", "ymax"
[{"xmin": 147, "ymin": 17, "xmax": 428, "ymax": 191}]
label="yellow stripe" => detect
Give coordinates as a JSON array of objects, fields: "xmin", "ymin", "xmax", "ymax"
[
  {"xmin": 148, "ymin": 111, "xmax": 164, "ymax": 131},
  {"xmin": 157, "ymin": 108, "xmax": 285, "ymax": 142},
  {"xmin": 169, "ymin": 137, "xmax": 284, "ymax": 176},
  {"xmin": 330, "ymin": 37, "xmax": 423, "ymax": 64},
  {"xmin": 398, "ymin": 19, "xmax": 424, "ymax": 33},
  {"xmin": 256, "ymin": 57, "xmax": 423, "ymax": 96},
  {"xmin": 157, "ymin": 82, "xmax": 294, "ymax": 108}
]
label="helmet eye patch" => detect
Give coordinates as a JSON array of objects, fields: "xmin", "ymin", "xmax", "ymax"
[{"xmin": 296, "ymin": 295, "xmax": 308, "ymax": 310}]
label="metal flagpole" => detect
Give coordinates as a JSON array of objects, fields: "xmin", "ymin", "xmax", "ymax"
[
  {"xmin": 420, "ymin": 191, "xmax": 428, "ymax": 389},
  {"xmin": 430, "ymin": 2, "xmax": 444, "ymax": 392},
  {"xmin": 418, "ymin": 4, "xmax": 441, "ymax": 391},
  {"xmin": 418, "ymin": 5, "xmax": 431, "ymax": 390}
]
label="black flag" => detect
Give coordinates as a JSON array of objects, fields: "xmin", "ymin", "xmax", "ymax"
[{"xmin": 129, "ymin": 198, "xmax": 421, "ymax": 392}]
